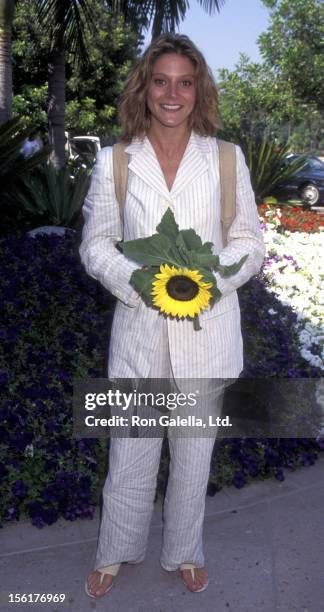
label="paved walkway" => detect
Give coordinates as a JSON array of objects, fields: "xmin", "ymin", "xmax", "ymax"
[{"xmin": 1, "ymin": 455, "xmax": 324, "ymax": 612}]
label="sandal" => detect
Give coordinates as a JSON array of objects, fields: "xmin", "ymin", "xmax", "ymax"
[
  {"xmin": 180, "ymin": 563, "xmax": 209, "ymax": 593},
  {"xmin": 85, "ymin": 563, "xmax": 121, "ymax": 598}
]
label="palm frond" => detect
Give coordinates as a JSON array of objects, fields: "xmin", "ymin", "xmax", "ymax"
[
  {"xmin": 109, "ymin": 0, "xmax": 152, "ymax": 27},
  {"xmin": 238, "ymin": 136, "xmax": 308, "ymax": 203},
  {"xmin": 151, "ymin": 0, "xmax": 188, "ymax": 37},
  {"xmin": 109, "ymin": 0, "xmax": 226, "ymax": 38},
  {"xmin": 0, "ymin": 118, "xmax": 52, "ymax": 199},
  {"xmin": 197, "ymin": 0, "xmax": 226, "ymax": 13},
  {"xmin": 13, "ymin": 164, "xmax": 90, "ymax": 226},
  {"xmin": 35, "ymin": 0, "xmax": 94, "ymax": 63}
]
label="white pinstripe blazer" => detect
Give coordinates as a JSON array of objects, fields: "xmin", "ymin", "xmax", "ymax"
[{"xmin": 79, "ymin": 131, "xmax": 265, "ymax": 379}]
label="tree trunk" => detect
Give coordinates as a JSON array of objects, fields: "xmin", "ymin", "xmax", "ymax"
[
  {"xmin": 48, "ymin": 49, "xmax": 66, "ymax": 168},
  {"xmin": 0, "ymin": 0, "xmax": 15, "ymax": 125}
]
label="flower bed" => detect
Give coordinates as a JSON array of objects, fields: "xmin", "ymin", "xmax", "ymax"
[
  {"xmin": 0, "ymin": 230, "xmax": 323, "ymax": 527},
  {"xmin": 0, "ymin": 232, "xmax": 114, "ymax": 527},
  {"xmin": 261, "ymin": 231, "xmax": 323, "ymax": 373},
  {"xmin": 258, "ymin": 203, "xmax": 324, "ymax": 234},
  {"xmin": 258, "ymin": 203, "xmax": 323, "ymax": 372}
]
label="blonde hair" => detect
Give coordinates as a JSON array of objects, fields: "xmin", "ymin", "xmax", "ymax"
[{"xmin": 118, "ymin": 34, "xmax": 223, "ymax": 142}]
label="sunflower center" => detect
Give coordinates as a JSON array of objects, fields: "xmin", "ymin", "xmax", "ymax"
[{"xmin": 166, "ymin": 275, "xmax": 199, "ymax": 301}]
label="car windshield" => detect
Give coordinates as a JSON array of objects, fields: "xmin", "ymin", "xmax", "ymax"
[
  {"xmin": 71, "ymin": 140, "xmax": 96, "ymax": 157},
  {"xmin": 294, "ymin": 157, "xmax": 324, "ymax": 174},
  {"xmin": 304, "ymin": 158, "xmax": 324, "ymax": 171}
]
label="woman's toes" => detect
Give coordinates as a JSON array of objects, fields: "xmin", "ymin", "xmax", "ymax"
[
  {"xmin": 87, "ymin": 571, "xmax": 113, "ymax": 596},
  {"xmin": 197, "ymin": 568, "xmax": 208, "ymax": 586},
  {"xmin": 96, "ymin": 574, "xmax": 113, "ymax": 596},
  {"xmin": 181, "ymin": 569, "xmax": 197, "ymax": 591},
  {"xmin": 181, "ymin": 568, "xmax": 208, "ymax": 592}
]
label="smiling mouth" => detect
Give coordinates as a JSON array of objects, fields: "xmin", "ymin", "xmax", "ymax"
[{"xmin": 160, "ymin": 104, "xmax": 183, "ymax": 112}]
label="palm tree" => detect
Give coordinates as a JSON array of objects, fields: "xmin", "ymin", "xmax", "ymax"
[
  {"xmin": 2, "ymin": 1, "xmax": 226, "ymax": 159},
  {"xmin": 35, "ymin": 0, "xmax": 93, "ymax": 168},
  {"xmin": 0, "ymin": 0, "xmax": 15, "ymax": 125},
  {"xmin": 109, "ymin": 0, "xmax": 226, "ymax": 40},
  {"xmin": 39, "ymin": 0, "xmax": 226, "ymax": 167}
]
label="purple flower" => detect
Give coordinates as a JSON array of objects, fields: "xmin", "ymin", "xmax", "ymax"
[
  {"xmin": 9, "ymin": 429, "xmax": 33, "ymax": 451},
  {"xmin": 0, "ymin": 369, "xmax": 9, "ymax": 386},
  {"xmin": 12, "ymin": 479, "xmax": 28, "ymax": 498},
  {"xmin": 79, "ymin": 475, "xmax": 91, "ymax": 490},
  {"xmin": 59, "ymin": 329, "xmax": 77, "ymax": 349},
  {"xmin": 0, "ymin": 462, "xmax": 8, "ymax": 478},
  {"xmin": 45, "ymin": 458, "xmax": 58, "ymax": 471},
  {"xmin": 233, "ymin": 471, "xmax": 246, "ymax": 488},
  {"xmin": 5, "ymin": 506, "xmax": 20, "ymax": 521},
  {"xmin": 41, "ymin": 484, "xmax": 58, "ymax": 503},
  {"xmin": 274, "ymin": 469, "xmax": 285, "ymax": 482},
  {"xmin": 24, "ymin": 385, "xmax": 43, "ymax": 400},
  {"xmin": 247, "ymin": 463, "xmax": 259, "ymax": 477},
  {"xmin": 45, "ymin": 420, "xmax": 60, "ymax": 433},
  {"xmin": 86, "ymin": 333, "xmax": 99, "ymax": 350},
  {"xmin": 29, "ymin": 503, "xmax": 59, "ymax": 528}
]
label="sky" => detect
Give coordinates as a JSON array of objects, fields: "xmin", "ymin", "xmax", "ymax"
[{"xmin": 142, "ymin": 0, "xmax": 271, "ymax": 77}]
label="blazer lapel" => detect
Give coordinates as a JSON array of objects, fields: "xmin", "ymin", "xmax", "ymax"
[
  {"xmin": 125, "ymin": 137, "xmax": 171, "ymax": 201},
  {"xmin": 170, "ymin": 132, "xmax": 210, "ymax": 198},
  {"xmin": 125, "ymin": 132, "xmax": 211, "ymax": 200}
]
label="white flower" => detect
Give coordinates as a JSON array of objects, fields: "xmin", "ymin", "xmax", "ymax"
[
  {"xmin": 24, "ymin": 444, "xmax": 34, "ymax": 458},
  {"xmin": 268, "ymin": 308, "xmax": 277, "ymax": 315},
  {"xmin": 262, "ymin": 223, "xmax": 324, "ymax": 371}
]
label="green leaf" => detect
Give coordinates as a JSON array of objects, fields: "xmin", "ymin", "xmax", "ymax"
[
  {"xmin": 196, "ymin": 269, "xmax": 216, "ymax": 289},
  {"xmin": 195, "ymin": 268, "xmax": 222, "ymax": 307},
  {"xmin": 175, "ymin": 232, "xmax": 191, "ymax": 265},
  {"xmin": 209, "ymin": 286, "xmax": 222, "ymax": 307},
  {"xmin": 156, "ymin": 207, "xmax": 179, "ymax": 240},
  {"xmin": 190, "ymin": 252, "xmax": 220, "ymax": 269},
  {"xmin": 174, "ymin": 231, "xmax": 217, "ymax": 269},
  {"xmin": 121, "ymin": 234, "xmax": 184, "ymax": 268},
  {"xmin": 196, "ymin": 241, "xmax": 214, "ymax": 254},
  {"xmin": 177, "ymin": 228, "xmax": 203, "ymax": 251},
  {"xmin": 216, "ymin": 254, "xmax": 248, "ymax": 277},
  {"xmin": 130, "ymin": 267, "xmax": 157, "ymax": 306}
]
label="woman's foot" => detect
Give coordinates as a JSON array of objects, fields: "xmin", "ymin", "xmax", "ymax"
[
  {"xmin": 180, "ymin": 566, "xmax": 209, "ymax": 592},
  {"xmin": 86, "ymin": 570, "xmax": 114, "ymax": 598}
]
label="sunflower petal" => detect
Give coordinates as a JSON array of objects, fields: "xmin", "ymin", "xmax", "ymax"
[{"xmin": 151, "ymin": 264, "xmax": 213, "ymax": 319}]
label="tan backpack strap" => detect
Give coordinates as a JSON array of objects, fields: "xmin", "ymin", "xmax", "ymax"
[
  {"xmin": 217, "ymin": 139, "xmax": 236, "ymax": 247},
  {"xmin": 112, "ymin": 142, "xmax": 129, "ymax": 220}
]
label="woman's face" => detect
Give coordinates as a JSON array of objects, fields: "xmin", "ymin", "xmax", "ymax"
[{"xmin": 146, "ymin": 53, "xmax": 196, "ymax": 131}]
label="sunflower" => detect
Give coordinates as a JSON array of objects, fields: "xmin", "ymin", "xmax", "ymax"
[{"xmin": 151, "ymin": 264, "xmax": 213, "ymax": 319}]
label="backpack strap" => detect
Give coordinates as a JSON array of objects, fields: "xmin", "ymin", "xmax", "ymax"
[
  {"xmin": 112, "ymin": 138, "xmax": 236, "ymax": 248},
  {"xmin": 112, "ymin": 142, "xmax": 129, "ymax": 221},
  {"xmin": 217, "ymin": 139, "xmax": 236, "ymax": 247}
]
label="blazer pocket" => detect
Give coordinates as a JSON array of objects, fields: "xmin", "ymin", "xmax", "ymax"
[
  {"xmin": 200, "ymin": 292, "xmax": 240, "ymax": 321},
  {"xmin": 118, "ymin": 295, "xmax": 141, "ymax": 310}
]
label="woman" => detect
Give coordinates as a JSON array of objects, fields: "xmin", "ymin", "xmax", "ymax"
[{"xmin": 80, "ymin": 34, "xmax": 265, "ymax": 597}]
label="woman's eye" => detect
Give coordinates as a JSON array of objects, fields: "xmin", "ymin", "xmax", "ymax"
[
  {"xmin": 181, "ymin": 80, "xmax": 192, "ymax": 87},
  {"xmin": 154, "ymin": 78, "xmax": 166, "ymax": 86}
]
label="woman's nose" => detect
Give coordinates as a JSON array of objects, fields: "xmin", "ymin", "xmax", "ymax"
[{"xmin": 166, "ymin": 81, "xmax": 178, "ymax": 98}]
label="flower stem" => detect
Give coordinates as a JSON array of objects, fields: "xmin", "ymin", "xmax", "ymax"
[{"xmin": 193, "ymin": 315, "xmax": 202, "ymax": 331}]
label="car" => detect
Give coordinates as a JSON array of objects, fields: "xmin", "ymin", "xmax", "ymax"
[
  {"xmin": 65, "ymin": 134, "xmax": 101, "ymax": 167},
  {"xmin": 271, "ymin": 155, "xmax": 324, "ymax": 207}
]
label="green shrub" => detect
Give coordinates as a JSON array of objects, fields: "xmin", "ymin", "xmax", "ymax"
[
  {"xmin": 0, "ymin": 117, "xmax": 51, "ymax": 203},
  {"xmin": 238, "ymin": 137, "xmax": 307, "ymax": 203},
  {"xmin": 13, "ymin": 163, "xmax": 90, "ymax": 227}
]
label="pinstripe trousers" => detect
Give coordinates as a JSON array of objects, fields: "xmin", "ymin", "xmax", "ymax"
[{"xmin": 94, "ymin": 317, "xmax": 222, "ymax": 572}]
